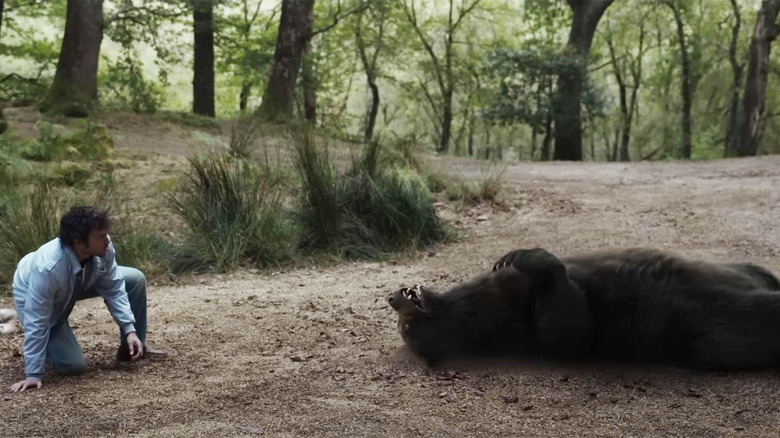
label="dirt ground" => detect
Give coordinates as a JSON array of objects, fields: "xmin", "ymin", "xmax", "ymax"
[{"xmin": 2, "ymin": 110, "xmax": 780, "ymax": 437}]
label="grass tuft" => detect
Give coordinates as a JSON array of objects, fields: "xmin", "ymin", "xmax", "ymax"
[
  {"xmin": 293, "ymin": 129, "xmax": 449, "ymax": 259},
  {"xmin": 169, "ymin": 150, "xmax": 294, "ymax": 273}
]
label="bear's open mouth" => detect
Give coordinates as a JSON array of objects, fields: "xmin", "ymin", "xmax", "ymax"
[{"xmin": 401, "ymin": 285, "xmax": 424, "ymax": 309}]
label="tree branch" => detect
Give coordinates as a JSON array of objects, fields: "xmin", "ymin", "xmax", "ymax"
[{"xmin": 310, "ymin": 1, "xmax": 371, "ymax": 38}]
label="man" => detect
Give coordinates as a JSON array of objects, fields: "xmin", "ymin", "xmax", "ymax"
[{"xmin": 10, "ymin": 206, "xmax": 164, "ymax": 392}]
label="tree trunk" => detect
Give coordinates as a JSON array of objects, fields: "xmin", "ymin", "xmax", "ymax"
[
  {"xmin": 301, "ymin": 39, "xmax": 317, "ymax": 125},
  {"xmin": 541, "ymin": 112, "xmax": 553, "ymax": 161},
  {"xmin": 467, "ymin": 114, "xmax": 475, "ymax": 157},
  {"xmin": 439, "ymin": 90, "xmax": 453, "ymax": 153},
  {"xmin": 239, "ymin": 81, "xmax": 251, "ymax": 113},
  {"xmin": 193, "ymin": 0, "xmax": 215, "ymax": 118},
  {"xmin": 606, "ymin": 30, "xmax": 630, "ymax": 162},
  {"xmin": 41, "ymin": 0, "xmax": 103, "ymax": 117},
  {"xmin": 666, "ymin": 0, "xmax": 693, "ymax": 159},
  {"xmin": 255, "ymin": 0, "xmax": 314, "ymax": 122},
  {"xmin": 0, "ymin": 0, "xmax": 5, "ymax": 43},
  {"xmin": 724, "ymin": 0, "xmax": 743, "ymax": 157},
  {"xmin": 730, "ymin": 0, "xmax": 780, "ymax": 157},
  {"xmin": 553, "ymin": 0, "xmax": 614, "ymax": 161}
]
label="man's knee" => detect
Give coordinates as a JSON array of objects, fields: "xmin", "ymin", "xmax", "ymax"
[
  {"xmin": 122, "ymin": 267, "xmax": 146, "ymax": 294},
  {"xmin": 54, "ymin": 359, "xmax": 86, "ymax": 375}
]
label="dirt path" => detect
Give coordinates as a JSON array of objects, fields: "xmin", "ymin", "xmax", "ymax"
[{"xmin": 2, "ymin": 154, "xmax": 780, "ymax": 437}]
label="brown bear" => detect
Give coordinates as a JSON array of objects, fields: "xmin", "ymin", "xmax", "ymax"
[{"xmin": 388, "ymin": 248, "xmax": 780, "ymax": 370}]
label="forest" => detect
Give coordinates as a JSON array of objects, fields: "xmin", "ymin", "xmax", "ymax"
[{"xmin": 1, "ymin": 0, "xmax": 779, "ymax": 162}]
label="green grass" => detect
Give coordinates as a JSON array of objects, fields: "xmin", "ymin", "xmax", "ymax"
[
  {"xmin": 0, "ymin": 183, "xmax": 66, "ymax": 291},
  {"xmin": 168, "ymin": 150, "xmax": 295, "ymax": 273},
  {"xmin": 443, "ymin": 162, "xmax": 506, "ymax": 205},
  {"xmin": 293, "ymin": 129, "xmax": 449, "ymax": 259}
]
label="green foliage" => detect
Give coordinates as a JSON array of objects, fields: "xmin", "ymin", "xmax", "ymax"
[
  {"xmin": 214, "ymin": 0, "xmax": 278, "ymax": 114},
  {"xmin": 0, "ymin": 183, "xmax": 65, "ymax": 290},
  {"xmin": 19, "ymin": 121, "xmax": 113, "ymax": 162},
  {"xmin": 50, "ymin": 163, "xmax": 92, "ymax": 186},
  {"xmin": 484, "ymin": 47, "xmax": 606, "ymax": 127},
  {"xmin": 100, "ymin": 50, "xmax": 167, "ymax": 114},
  {"xmin": 442, "ymin": 163, "xmax": 506, "ymax": 204},
  {"xmin": 0, "ymin": 133, "xmax": 35, "ymax": 186},
  {"xmin": 293, "ymin": 129, "xmax": 449, "ymax": 258},
  {"xmin": 169, "ymin": 150, "xmax": 295, "ymax": 273}
]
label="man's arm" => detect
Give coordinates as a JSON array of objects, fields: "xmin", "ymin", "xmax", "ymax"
[
  {"xmin": 20, "ymin": 267, "xmax": 57, "ymax": 380},
  {"xmin": 93, "ymin": 242, "xmax": 136, "ymax": 336}
]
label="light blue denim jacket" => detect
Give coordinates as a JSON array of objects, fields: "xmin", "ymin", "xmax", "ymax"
[{"xmin": 12, "ymin": 237, "xmax": 136, "ymax": 379}]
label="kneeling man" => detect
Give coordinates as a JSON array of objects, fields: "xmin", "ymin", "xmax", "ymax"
[{"xmin": 10, "ymin": 206, "xmax": 165, "ymax": 392}]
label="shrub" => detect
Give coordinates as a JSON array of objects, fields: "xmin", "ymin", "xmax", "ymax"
[
  {"xmin": 0, "ymin": 183, "xmax": 65, "ymax": 291},
  {"xmin": 293, "ymin": 129, "xmax": 449, "ymax": 258},
  {"xmin": 50, "ymin": 163, "xmax": 92, "ymax": 186},
  {"xmin": 444, "ymin": 163, "xmax": 506, "ymax": 204},
  {"xmin": 169, "ymin": 151, "xmax": 294, "ymax": 273},
  {"xmin": 20, "ymin": 121, "xmax": 112, "ymax": 162}
]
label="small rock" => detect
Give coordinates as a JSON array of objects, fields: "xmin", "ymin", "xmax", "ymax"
[
  {"xmin": 502, "ymin": 396, "xmax": 519, "ymax": 404},
  {"xmin": 476, "ymin": 215, "xmax": 489, "ymax": 222}
]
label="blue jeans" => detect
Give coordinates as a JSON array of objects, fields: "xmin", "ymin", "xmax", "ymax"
[{"xmin": 48, "ymin": 266, "xmax": 147, "ymax": 375}]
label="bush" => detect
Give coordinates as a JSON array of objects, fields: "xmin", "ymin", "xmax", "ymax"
[
  {"xmin": 444, "ymin": 163, "xmax": 506, "ymax": 204},
  {"xmin": 169, "ymin": 150, "xmax": 295, "ymax": 273},
  {"xmin": 50, "ymin": 163, "xmax": 92, "ymax": 186},
  {"xmin": 20, "ymin": 121, "xmax": 113, "ymax": 162},
  {"xmin": 0, "ymin": 132, "xmax": 34, "ymax": 186},
  {"xmin": 294, "ymin": 130, "xmax": 449, "ymax": 258},
  {"xmin": 0, "ymin": 183, "xmax": 66, "ymax": 291}
]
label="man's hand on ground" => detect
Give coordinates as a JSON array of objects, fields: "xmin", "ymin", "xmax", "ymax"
[
  {"xmin": 126, "ymin": 332, "xmax": 144, "ymax": 361},
  {"xmin": 10, "ymin": 378, "xmax": 41, "ymax": 392}
]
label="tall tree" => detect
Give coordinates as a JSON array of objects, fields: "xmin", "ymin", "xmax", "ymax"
[
  {"xmin": 729, "ymin": 0, "xmax": 780, "ymax": 157},
  {"xmin": 552, "ymin": 0, "xmax": 613, "ymax": 161},
  {"xmin": 300, "ymin": 37, "xmax": 317, "ymax": 124},
  {"xmin": 41, "ymin": 0, "xmax": 104, "ymax": 117},
  {"xmin": 0, "ymin": 0, "xmax": 5, "ymax": 42},
  {"xmin": 193, "ymin": 0, "xmax": 215, "ymax": 117},
  {"xmin": 664, "ymin": 0, "xmax": 693, "ymax": 159},
  {"xmin": 605, "ymin": 10, "xmax": 646, "ymax": 162},
  {"xmin": 215, "ymin": 0, "xmax": 278, "ymax": 113},
  {"xmin": 255, "ymin": 0, "xmax": 315, "ymax": 122},
  {"xmin": 354, "ymin": 0, "xmax": 389, "ymax": 142},
  {"xmin": 400, "ymin": 0, "xmax": 483, "ymax": 153},
  {"xmin": 724, "ymin": 0, "xmax": 744, "ymax": 157},
  {"xmin": 0, "ymin": 0, "xmax": 5, "ymax": 133}
]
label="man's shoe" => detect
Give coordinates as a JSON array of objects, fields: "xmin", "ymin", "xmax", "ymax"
[{"xmin": 143, "ymin": 346, "xmax": 167, "ymax": 359}]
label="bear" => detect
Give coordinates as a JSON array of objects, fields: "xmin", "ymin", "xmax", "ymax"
[{"xmin": 387, "ymin": 248, "xmax": 780, "ymax": 370}]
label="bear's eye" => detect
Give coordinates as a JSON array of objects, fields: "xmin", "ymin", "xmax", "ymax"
[{"xmin": 403, "ymin": 323, "xmax": 410, "ymax": 332}]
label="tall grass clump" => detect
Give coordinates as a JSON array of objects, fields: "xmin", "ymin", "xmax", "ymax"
[
  {"xmin": 444, "ymin": 162, "xmax": 507, "ymax": 204},
  {"xmin": 0, "ymin": 183, "xmax": 66, "ymax": 291},
  {"xmin": 169, "ymin": 150, "xmax": 294, "ymax": 273},
  {"xmin": 293, "ymin": 130, "xmax": 449, "ymax": 258}
]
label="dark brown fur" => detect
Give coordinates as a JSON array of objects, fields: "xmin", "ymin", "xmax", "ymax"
[{"xmin": 388, "ymin": 248, "xmax": 780, "ymax": 370}]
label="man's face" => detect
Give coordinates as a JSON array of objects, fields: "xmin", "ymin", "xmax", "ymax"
[{"xmin": 82, "ymin": 228, "xmax": 110, "ymax": 258}]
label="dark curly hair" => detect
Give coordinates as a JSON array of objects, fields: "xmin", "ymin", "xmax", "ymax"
[{"xmin": 59, "ymin": 206, "xmax": 111, "ymax": 247}]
